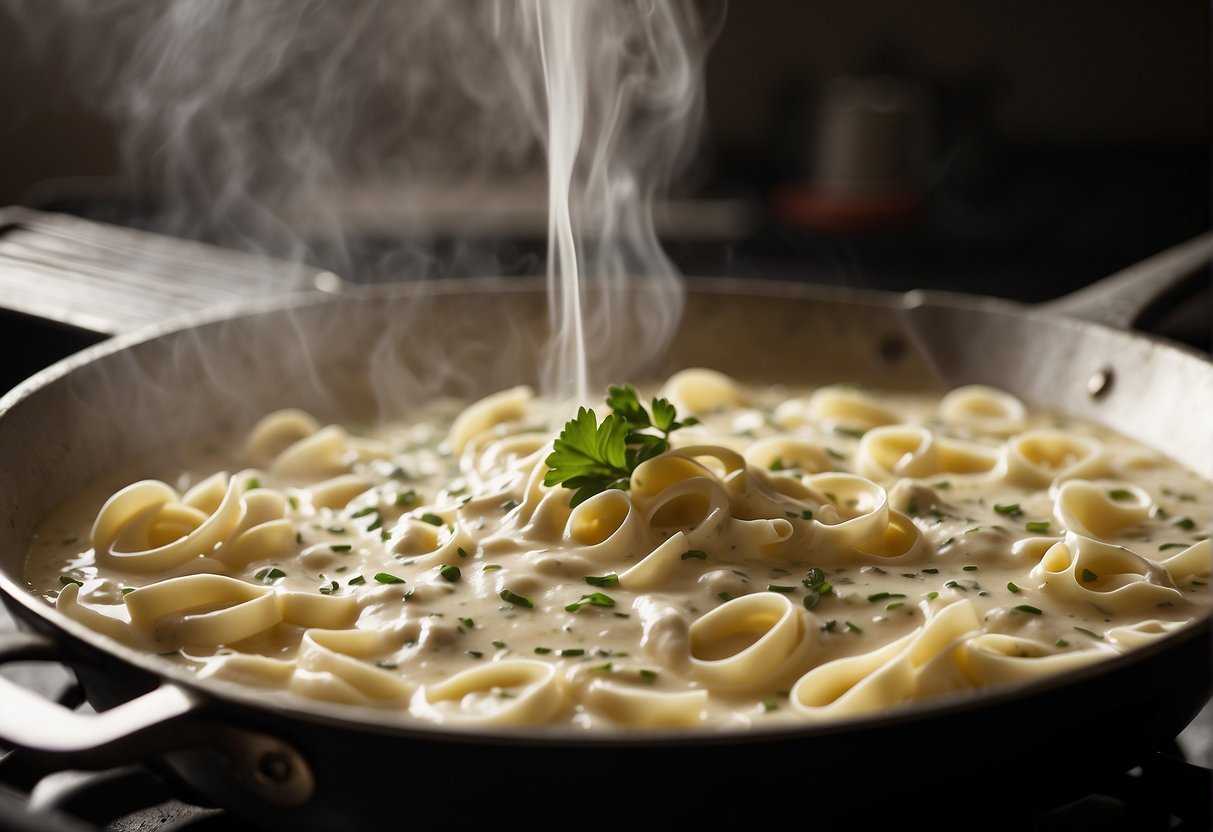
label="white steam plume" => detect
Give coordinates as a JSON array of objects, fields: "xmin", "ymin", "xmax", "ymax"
[{"xmin": 5, "ymin": 0, "xmax": 715, "ymax": 402}]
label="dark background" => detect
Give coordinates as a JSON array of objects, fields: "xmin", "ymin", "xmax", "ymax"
[{"xmin": 0, "ymin": 0, "xmax": 1209, "ymax": 390}]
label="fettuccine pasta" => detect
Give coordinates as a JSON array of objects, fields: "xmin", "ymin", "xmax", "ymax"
[{"xmin": 23, "ymin": 373, "xmax": 1212, "ymax": 730}]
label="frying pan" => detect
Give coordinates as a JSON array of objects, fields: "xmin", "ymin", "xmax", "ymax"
[{"xmin": 0, "ymin": 220, "xmax": 1209, "ymax": 828}]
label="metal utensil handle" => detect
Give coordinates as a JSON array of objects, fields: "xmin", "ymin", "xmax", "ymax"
[
  {"xmin": 0, "ymin": 630, "xmax": 314, "ymax": 806},
  {"xmin": 1043, "ymin": 232, "xmax": 1213, "ymax": 331},
  {"xmin": 0, "ymin": 630, "xmax": 197, "ymax": 762}
]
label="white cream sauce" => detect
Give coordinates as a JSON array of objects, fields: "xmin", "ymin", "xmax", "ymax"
[{"xmin": 22, "ymin": 375, "xmax": 1213, "ymax": 730}]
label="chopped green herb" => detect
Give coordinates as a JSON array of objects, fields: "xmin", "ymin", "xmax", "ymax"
[
  {"xmin": 803, "ymin": 591, "xmax": 822, "ymax": 610},
  {"xmin": 351, "ymin": 507, "xmax": 378, "ymax": 518},
  {"xmin": 492, "ymin": 639, "xmax": 506, "ymax": 649},
  {"xmin": 457, "ymin": 547, "xmax": 470, "ymax": 559},
  {"xmin": 120, "ymin": 587, "xmax": 135, "ymax": 596},
  {"xmin": 255, "ymin": 567, "xmax": 286, "ymax": 583},
  {"xmin": 1007, "ymin": 582, "xmax": 1021, "ymax": 593},
  {"xmin": 500, "ymin": 499, "xmax": 520, "ymax": 512},
  {"xmin": 585, "ymin": 573, "xmax": 619, "ymax": 587},
  {"xmin": 993, "ymin": 503, "xmax": 1022, "ymax": 517},
  {"xmin": 1074, "ymin": 626, "xmax": 1103, "ymax": 640},
  {"xmin": 801, "ymin": 509, "xmax": 813, "ymax": 520},
  {"xmin": 1014, "ymin": 604, "xmax": 1043, "ymax": 615},
  {"xmin": 681, "ymin": 549, "xmax": 708, "ymax": 560},
  {"xmin": 845, "ymin": 621, "xmax": 863, "ymax": 634},
  {"xmin": 822, "ymin": 620, "xmax": 837, "ymax": 632},
  {"xmin": 588, "ymin": 662, "xmax": 613, "ymax": 673},
  {"xmin": 318, "ymin": 580, "xmax": 339, "ymax": 595},
  {"xmin": 921, "ymin": 568, "xmax": 939, "ymax": 574},
  {"xmin": 59, "ymin": 575, "xmax": 83, "ymax": 587},
  {"xmin": 769, "ymin": 458, "xmax": 785, "ymax": 472},
  {"xmin": 767, "ymin": 584, "xmax": 796, "ymax": 593},
  {"xmin": 639, "ymin": 669, "xmax": 658, "ymax": 682},
  {"xmin": 803, "ymin": 568, "xmax": 824, "ymax": 587},
  {"xmin": 287, "ymin": 495, "xmax": 299, "ymax": 510},
  {"xmin": 483, "ymin": 564, "xmax": 502, "ymax": 572},
  {"xmin": 375, "ymin": 660, "xmax": 398, "ymax": 670},
  {"xmin": 439, "ymin": 564, "xmax": 461, "ymax": 582},
  {"xmin": 466, "ymin": 650, "xmax": 483, "ymax": 659},
  {"xmin": 395, "ymin": 490, "xmax": 417, "ymax": 507},
  {"xmin": 246, "ymin": 477, "xmax": 261, "ymax": 490},
  {"xmin": 327, "ymin": 526, "xmax": 346, "ymax": 534},
  {"xmin": 718, "ymin": 591, "xmax": 732, "ymax": 601},
  {"xmin": 867, "ymin": 592, "xmax": 906, "ymax": 602},
  {"xmin": 1025, "ymin": 520, "xmax": 1051, "ymax": 533},
  {"xmin": 419, "ymin": 513, "xmax": 443, "ymax": 526},
  {"xmin": 1081, "ymin": 568, "xmax": 1098, "ymax": 583},
  {"xmin": 566, "ymin": 592, "xmax": 616, "ymax": 612},
  {"xmin": 926, "ymin": 591, "xmax": 939, "ymax": 600},
  {"xmin": 834, "ymin": 426, "xmax": 865, "ymax": 439},
  {"xmin": 1174, "ymin": 516, "xmax": 1196, "ymax": 531},
  {"xmin": 500, "ymin": 588, "xmax": 534, "ymax": 608},
  {"xmin": 933, "ymin": 481, "xmax": 951, "ymax": 490},
  {"xmin": 374, "ymin": 572, "xmax": 405, "ymax": 584},
  {"xmin": 1107, "ymin": 488, "xmax": 1135, "ymax": 501},
  {"xmin": 558, "ymin": 648, "xmax": 586, "ymax": 657},
  {"xmin": 1056, "ymin": 638, "xmax": 1070, "ymax": 648},
  {"xmin": 330, "ymin": 544, "xmax": 352, "ymax": 553},
  {"xmin": 962, "ymin": 565, "xmax": 979, "ymax": 571},
  {"xmin": 1159, "ymin": 542, "xmax": 1188, "ymax": 551},
  {"xmin": 348, "ymin": 575, "xmax": 366, "ymax": 586}
]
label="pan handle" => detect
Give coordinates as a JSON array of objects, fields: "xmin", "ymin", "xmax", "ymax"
[
  {"xmin": 0, "ymin": 629, "xmax": 314, "ymax": 806},
  {"xmin": 0, "ymin": 630, "xmax": 197, "ymax": 761},
  {"xmin": 1042, "ymin": 232, "xmax": 1212, "ymax": 331}
]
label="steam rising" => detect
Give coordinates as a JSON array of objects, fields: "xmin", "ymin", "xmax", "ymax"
[{"xmin": 8, "ymin": 0, "xmax": 713, "ymax": 404}]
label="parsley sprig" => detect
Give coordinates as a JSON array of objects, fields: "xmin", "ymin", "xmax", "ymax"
[{"xmin": 544, "ymin": 385, "xmax": 697, "ymax": 507}]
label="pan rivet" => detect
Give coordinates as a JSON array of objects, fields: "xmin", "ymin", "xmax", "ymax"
[
  {"xmin": 1086, "ymin": 368, "xmax": 1114, "ymax": 399},
  {"xmin": 257, "ymin": 750, "xmax": 293, "ymax": 784}
]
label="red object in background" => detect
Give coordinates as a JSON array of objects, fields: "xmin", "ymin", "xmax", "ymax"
[{"xmin": 771, "ymin": 184, "xmax": 923, "ymax": 234}]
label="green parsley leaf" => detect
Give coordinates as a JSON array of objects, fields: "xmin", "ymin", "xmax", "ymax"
[
  {"xmin": 374, "ymin": 572, "xmax": 405, "ymax": 584},
  {"xmin": 585, "ymin": 573, "xmax": 619, "ymax": 587},
  {"xmin": 544, "ymin": 386, "xmax": 695, "ymax": 507}
]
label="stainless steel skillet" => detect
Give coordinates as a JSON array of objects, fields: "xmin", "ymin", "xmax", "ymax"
[{"xmin": 0, "ymin": 222, "xmax": 1209, "ymax": 828}]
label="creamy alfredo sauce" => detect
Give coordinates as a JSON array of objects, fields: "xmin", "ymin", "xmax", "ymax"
[{"xmin": 23, "ymin": 370, "xmax": 1213, "ymax": 730}]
